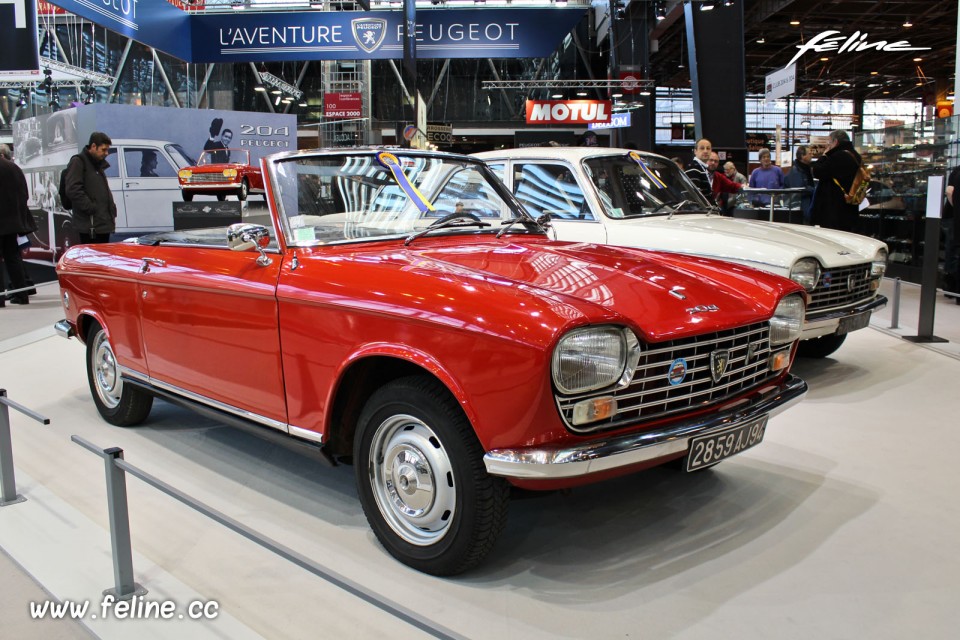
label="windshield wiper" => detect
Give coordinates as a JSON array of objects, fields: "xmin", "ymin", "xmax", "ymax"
[
  {"xmin": 649, "ymin": 199, "xmax": 698, "ymax": 218},
  {"xmin": 496, "ymin": 212, "xmax": 551, "ymax": 238},
  {"xmin": 404, "ymin": 212, "xmax": 491, "ymax": 246}
]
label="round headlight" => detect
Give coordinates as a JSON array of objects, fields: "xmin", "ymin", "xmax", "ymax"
[
  {"xmin": 223, "ymin": 168, "xmax": 238, "ymax": 178},
  {"xmin": 552, "ymin": 327, "xmax": 639, "ymax": 394},
  {"xmin": 789, "ymin": 258, "xmax": 821, "ymax": 292},
  {"xmin": 872, "ymin": 248, "xmax": 888, "ymax": 277},
  {"xmin": 769, "ymin": 294, "xmax": 805, "ymax": 346},
  {"xmin": 178, "ymin": 169, "xmax": 192, "ymax": 180}
]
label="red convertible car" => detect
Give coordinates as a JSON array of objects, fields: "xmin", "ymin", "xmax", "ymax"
[
  {"xmin": 177, "ymin": 149, "xmax": 265, "ymax": 201},
  {"xmin": 56, "ymin": 148, "xmax": 807, "ymax": 575}
]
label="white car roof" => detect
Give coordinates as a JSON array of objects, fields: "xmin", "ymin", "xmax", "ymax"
[{"xmin": 474, "ymin": 147, "xmax": 664, "ymax": 162}]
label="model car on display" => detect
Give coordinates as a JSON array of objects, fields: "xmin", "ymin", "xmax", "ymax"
[
  {"xmin": 475, "ymin": 147, "xmax": 889, "ymax": 358},
  {"xmin": 56, "ymin": 148, "xmax": 808, "ymax": 576},
  {"xmin": 177, "ymin": 148, "xmax": 265, "ymax": 202}
]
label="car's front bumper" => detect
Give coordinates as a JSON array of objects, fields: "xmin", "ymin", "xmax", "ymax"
[
  {"xmin": 483, "ymin": 374, "xmax": 807, "ymax": 480},
  {"xmin": 800, "ymin": 294, "xmax": 887, "ymax": 339}
]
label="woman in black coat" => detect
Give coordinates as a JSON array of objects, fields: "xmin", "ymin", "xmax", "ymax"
[{"xmin": 811, "ymin": 130, "xmax": 862, "ymax": 232}]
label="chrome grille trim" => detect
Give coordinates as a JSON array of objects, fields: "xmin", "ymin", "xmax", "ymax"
[
  {"xmin": 557, "ymin": 321, "xmax": 779, "ymax": 434},
  {"xmin": 185, "ymin": 174, "xmax": 232, "ymax": 184},
  {"xmin": 808, "ymin": 263, "xmax": 879, "ymax": 312}
]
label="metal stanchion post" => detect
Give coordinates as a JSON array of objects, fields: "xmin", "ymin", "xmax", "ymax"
[
  {"xmin": 904, "ymin": 175, "xmax": 947, "ymax": 343},
  {"xmin": 72, "ymin": 436, "xmax": 147, "ymax": 599},
  {"xmin": 0, "ymin": 391, "xmax": 24, "ymax": 506},
  {"xmin": 0, "ymin": 389, "xmax": 50, "ymax": 507},
  {"xmin": 890, "ymin": 278, "xmax": 901, "ymax": 330}
]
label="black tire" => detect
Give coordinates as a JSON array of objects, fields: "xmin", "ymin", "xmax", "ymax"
[
  {"xmin": 86, "ymin": 324, "xmax": 153, "ymax": 426},
  {"xmin": 354, "ymin": 376, "xmax": 509, "ymax": 576},
  {"xmin": 216, "ymin": 194, "xmax": 227, "ymax": 202},
  {"xmin": 238, "ymin": 179, "xmax": 249, "ymax": 202},
  {"xmin": 797, "ymin": 332, "xmax": 847, "ymax": 358},
  {"xmin": 183, "ymin": 192, "xmax": 194, "ymax": 202}
]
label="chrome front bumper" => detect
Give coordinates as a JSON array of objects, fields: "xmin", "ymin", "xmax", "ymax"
[
  {"xmin": 483, "ymin": 374, "xmax": 807, "ymax": 480},
  {"xmin": 801, "ymin": 294, "xmax": 888, "ymax": 338}
]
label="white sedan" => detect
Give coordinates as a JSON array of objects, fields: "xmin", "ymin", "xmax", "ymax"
[{"xmin": 475, "ymin": 147, "xmax": 887, "ymax": 358}]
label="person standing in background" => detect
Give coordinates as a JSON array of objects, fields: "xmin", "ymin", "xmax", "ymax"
[
  {"xmin": 784, "ymin": 145, "xmax": 816, "ymax": 224},
  {"xmin": 811, "ymin": 130, "xmax": 862, "ymax": 232},
  {"xmin": 748, "ymin": 149, "xmax": 785, "ymax": 208},
  {"xmin": 0, "ymin": 143, "xmax": 36, "ymax": 306},
  {"xmin": 707, "ymin": 152, "xmax": 743, "ymax": 214},
  {"xmin": 63, "ymin": 131, "xmax": 117, "ymax": 244}
]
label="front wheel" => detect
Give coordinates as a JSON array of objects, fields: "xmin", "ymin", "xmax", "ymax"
[
  {"xmin": 237, "ymin": 179, "xmax": 249, "ymax": 201},
  {"xmin": 354, "ymin": 376, "xmax": 509, "ymax": 576},
  {"xmin": 182, "ymin": 191, "xmax": 194, "ymax": 202},
  {"xmin": 797, "ymin": 332, "xmax": 847, "ymax": 358},
  {"xmin": 86, "ymin": 325, "xmax": 153, "ymax": 426}
]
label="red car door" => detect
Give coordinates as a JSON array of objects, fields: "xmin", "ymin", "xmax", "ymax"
[{"xmin": 136, "ymin": 245, "xmax": 287, "ymax": 425}]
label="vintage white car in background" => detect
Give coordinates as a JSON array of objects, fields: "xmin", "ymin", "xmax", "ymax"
[{"xmin": 475, "ymin": 147, "xmax": 888, "ymax": 358}]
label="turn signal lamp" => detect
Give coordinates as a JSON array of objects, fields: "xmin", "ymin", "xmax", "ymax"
[
  {"xmin": 572, "ymin": 396, "xmax": 617, "ymax": 426},
  {"xmin": 769, "ymin": 349, "xmax": 791, "ymax": 373}
]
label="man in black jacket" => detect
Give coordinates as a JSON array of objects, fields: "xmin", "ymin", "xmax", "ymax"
[
  {"xmin": 811, "ymin": 130, "xmax": 862, "ymax": 232},
  {"xmin": 64, "ymin": 131, "xmax": 117, "ymax": 243},
  {"xmin": 0, "ymin": 144, "xmax": 34, "ymax": 305}
]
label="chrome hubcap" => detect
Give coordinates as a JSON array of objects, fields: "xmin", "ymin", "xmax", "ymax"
[
  {"xmin": 93, "ymin": 332, "xmax": 122, "ymax": 409},
  {"xmin": 369, "ymin": 415, "xmax": 456, "ymax": 546}
]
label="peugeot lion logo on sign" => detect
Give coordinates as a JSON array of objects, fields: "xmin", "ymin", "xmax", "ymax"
[
  {"xmin": 710, "ymin": 350, "xmax": 730, "ymax": 384},
  {"xmin": 352, "ymin": 18, "xmax": 387, "ymax": 53}
]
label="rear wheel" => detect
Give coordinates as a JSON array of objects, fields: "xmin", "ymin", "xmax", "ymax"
[
  {"xmin": 86, "ymin": 325, "xmax": 152, "ymax": 426},
  {"xmin": 216, "ymin": 194, "xmax": 226, "ymax": 202},
  {"xmin": 797, "ymin": 332, "xmax": 847, "ymax": 358},
  {"xmin": 354, "ymin": 376, "xmax": 509, "ymax": 576},
  {"xmin": 237, "ymin": 179, "xmax": 249, "ymax": 201}
]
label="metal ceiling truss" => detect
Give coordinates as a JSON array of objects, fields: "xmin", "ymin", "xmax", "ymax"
[{"xmin": 482, "ymin": 79, "xmax": 656, "ymax": 90}]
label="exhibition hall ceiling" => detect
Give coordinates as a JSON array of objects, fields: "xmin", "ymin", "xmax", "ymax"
[{"xmin": 648, "ymin": 0, "xmax": 957, "ymax": 100}]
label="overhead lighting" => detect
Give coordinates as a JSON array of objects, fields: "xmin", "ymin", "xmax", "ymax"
[
  {"xmin": 555, "ymin": 0, "xmax": 567, "ymax": 5},
  {"xmin": 823, "ymin": 120, "xmax": 832, "ymax": 128},
  {"xmin": 756, "ymin": 33, "xmax": 766, "ymax": 44},
  {"xmin": 655, "ymin": 2, "xmax": 666, "ymax": 20},
  {"xmin": 870, "ymin": 71, "xmax": 879, "ymax": 75},
  {"xmin": 298, "ymin": 101, "xmax": 307, "ymax": 108},
  {"xmin": 790, "ymin": 18, "xmax": 800, "ymax": 26},
  {"xmin": 820, "ymin": 57, "xmax": 829, "ymax": 62},
  {"xmin": 576, "ymin": 91, "xmax": 588, "ymax": 96},
  {"xmin": 700, "ymin": 1, "xmax": 716, "ymax": 11},
  {"xmin": 271, "ymin": 88, "xmax": 282, "ymax": 95},
  {"xmin": 640, "ymin": 89, "xmax": 651, "ymax": 96},
  {"xmin": 254, "ymin": 84, "xmax": 267, "ymax": 92},
  {"xmin": 723, "ymin": 0, "xmax": 734, "ymax": 6},
  {"xmin": 902, "ymin": 18, "xmax": 913, "ymax": 28},
  {"xmin": 551, "ymin": 93, "xmax": 563, "ymax": 99},
  {"xmin": 913, "ymin": 57, "xmax": 923, "ymax": 62},
  {"xmin": 800, "ymin": 119, "xmax": 811, "ymax": 126}
]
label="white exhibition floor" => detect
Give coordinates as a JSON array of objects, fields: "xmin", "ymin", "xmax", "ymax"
[{"xmin": 1, "ymin": 281, "xmax": 959, "ymax": 640}]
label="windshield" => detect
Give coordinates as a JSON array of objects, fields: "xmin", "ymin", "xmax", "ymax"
[
  {"xmin": 198, "ymin": 149, "xmax": 249, "ymax": 166},
  {"xmin": 270, "ymin": 151, "xmax": 527, "ymax": 245},
  {"xmin": 166, "ymin": 143, "xmax": 196, "ymax": 168},
  {"xmin": 583, "ymin": 153, "xmax": 711, "ymax": 218}
]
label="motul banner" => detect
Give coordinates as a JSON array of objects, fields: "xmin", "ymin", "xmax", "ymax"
[{"xmin": 525, "ymin": 100, "xmax": 612, "ymax": 125}]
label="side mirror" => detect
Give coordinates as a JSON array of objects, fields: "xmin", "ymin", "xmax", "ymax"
[{"xmin": 227, "ymin": 223, "xmax": 272, "ymax": 266}]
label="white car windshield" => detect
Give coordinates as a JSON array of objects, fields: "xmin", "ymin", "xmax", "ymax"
[
  {"xmin": 270, "ymin": 151, "xmax": 530, "ymax": 245},
  {"xmin": 583, "ymin": 153, "xmax": 711, "ymax": 218}
]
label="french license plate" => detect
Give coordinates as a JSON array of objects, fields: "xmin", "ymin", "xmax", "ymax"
[
  {"xmin": 685, "ymin": 417, "xmax": 768, "ymax": 472},
  {"xmin": 837, "ymin": 310, "xmax": 871, "ymax": 335}
]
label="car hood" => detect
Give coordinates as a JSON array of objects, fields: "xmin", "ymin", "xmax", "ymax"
[
  {"xmin": 601, "ymin": 214, "xmax": 886, "ymax": 274},
  {"xmin": 348, "ymin": 237, "xmax": 800, "ymax": 344}
]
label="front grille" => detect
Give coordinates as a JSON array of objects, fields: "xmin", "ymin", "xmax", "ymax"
[
  {"xmin": 186, "ymin": 174, "xmax": 230, "ymax": 184},
  {"xmin": 808, "ymin": 263, "xmax": 878, "ymax": 312},
  {"xmin": 557, "ymin": 322, "xmax": 778, "ymax": 433}
]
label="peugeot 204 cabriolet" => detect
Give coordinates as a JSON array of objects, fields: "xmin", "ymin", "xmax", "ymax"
[{"xmin": 56, "ymin": 148, "xmax": 808, "ymax": 575}]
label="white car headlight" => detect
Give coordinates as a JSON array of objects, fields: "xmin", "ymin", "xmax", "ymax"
[
  {"xmin": 552, "ymin": 326, "xmax": 640, "ymax": 394},
  {"xmin": 872, "ymin": 248, "xmax": 888, "ymax": 277},
  {"xmin": 789, "ymin": 258, "xmax": 821, "ymax": 292},
  {"xmin": 769, "ymin": 294, "xmax": 805, "ymax": 346}
]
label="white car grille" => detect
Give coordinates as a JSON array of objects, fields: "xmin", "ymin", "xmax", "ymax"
[{"xmin": 808, "ymin": 263, "xmax": 878, "ymax": 312}]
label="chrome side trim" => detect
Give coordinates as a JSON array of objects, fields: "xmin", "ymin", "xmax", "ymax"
[
  {"xmin": 54, "ymin": 319, "xmax": 75, "ymax": 339},
  {"xmin": 119, "ymin": 366, "xmax": 289, "ymax": 434},
  {"xmin": 483, "ymin": 374, "xmax": 807, "ymax": 480},
  {"xmin": 289, "ymin": 424, "xmax": 324, "ymax": 444}
]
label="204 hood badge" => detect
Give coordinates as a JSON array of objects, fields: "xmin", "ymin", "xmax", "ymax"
[{"xmin": 686, "ymin": 304, "xmax": 720, "ymax": 314}]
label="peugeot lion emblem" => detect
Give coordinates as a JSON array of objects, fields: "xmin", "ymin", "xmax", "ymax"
[
  {"xmin": 710, "ymin": 350, "xmax": 730, "ymax": 383},
  {"xmin": 352, "ymin": 18, "xmax": 387, "ymax": 53}
]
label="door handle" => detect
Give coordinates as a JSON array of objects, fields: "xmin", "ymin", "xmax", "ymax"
[
  {"xmin": 125, "ymin": 182, "xmax": 139, "ymax": 188},
  {"xmin": 139, "ymin": 258, "xmax": 166, "ymax": 273}
]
